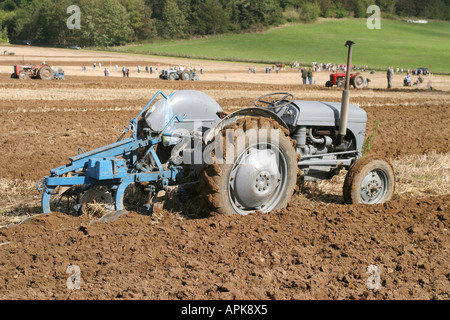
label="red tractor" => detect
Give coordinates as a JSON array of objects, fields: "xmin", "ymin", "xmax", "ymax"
[
  {"xmin": 10, "ymin": 64, "xmax": 54, "ymax": 80},
  {"xmin": 326, "ymin": 72, "xmax": 365, "ymax": 89}
]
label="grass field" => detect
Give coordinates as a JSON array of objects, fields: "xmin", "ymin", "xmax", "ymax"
[{"xmin": 113, "ymin": 18, "xmax": 450, "ymax": 73}]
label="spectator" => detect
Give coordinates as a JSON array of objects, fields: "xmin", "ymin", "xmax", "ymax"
[
  {"xmin": 126, "ymin": 67, "xmax": 130, "ymax": 78},
  {"xmin": 93, "ymin": 62, "xmax": 96, "ymax": 70},
  {"xmin": 413, "ymin": 74, "xmax": 424, "ymax": 87},
  {"xmin": 387, "ymin": 66, "xmax": 394, "ymax": 89},
  {"xmin": 122, "ymin": 66, "xmax": 126, "ymax": 77},
  {"xmin": 137, "ymin": 65, "xmax": 141, "ymax": 73},
  {"xmin": 307, "ymin": 68, "xmax": 313, "ymax": 84},
  {"xmin": 404, "ymin": 73, "xmax": 411, "ymax": 86},
  {"xmin": 301, "ymin": 68, "xmax": 307, "ymax": 84}
]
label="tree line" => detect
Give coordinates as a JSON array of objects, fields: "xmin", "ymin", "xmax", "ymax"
[{"xmin": 0, "ymin": 0, "xmax": 449, "ymax": 46}]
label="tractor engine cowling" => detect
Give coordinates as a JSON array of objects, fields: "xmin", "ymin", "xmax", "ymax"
[{"xmin": 143, "ymin": 90, "xmax": 223, "ymax": 146}]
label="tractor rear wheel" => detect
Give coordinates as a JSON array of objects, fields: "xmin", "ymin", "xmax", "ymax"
[
  {"xmin": 343, "ymin": 156, "xmax": 395, "ymax": 204},
  {"xmin": 39, "ymin": 66, "xmax": 53, "ymax": 80},
  {"xmin": 181, "ymin": 70, "xmax": 191, "ymax": 81},
  {"xmin": 198, "ymin": 116, "xmax": 299, "ymax": 216},
  {"xmin": 325, "ymin": 80, "xmax": 332, "ymax": 87},
  {"xmin": 352, "ymin": 74, "xmax": 365, "ymax": 89}
]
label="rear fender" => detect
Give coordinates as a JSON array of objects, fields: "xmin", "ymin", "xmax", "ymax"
[{"xmin": 204, "ymin": 107, "xmax": 288, "ymax": 143}]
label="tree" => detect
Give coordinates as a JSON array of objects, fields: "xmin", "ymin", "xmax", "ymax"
[
  {"xmin": 299, "ymin": 1, "xmax": 321, "ymax": 22},
  {"xmin": 80, "ymin": 0, "xmax": 132, "ymax": 46},
  {"xmin": 202, "ymin": 0, "xmax": 230, "ymax": 34},
  {"xmin": 354, "ymin": 0, "xmax": 373, "ymax": 18},
  {"xmin": 120, "ymin": 0, "xmax": 154, "ymax": 40},
  {"xmin": 160, "ymin": 0, "xmax": 188, "ymax": 38},
  {"xmin": 252, "ymin": 0, "xmax": 283, "ymax": 26}
]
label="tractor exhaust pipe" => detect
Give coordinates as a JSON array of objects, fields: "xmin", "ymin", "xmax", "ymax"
[{"xmin": 336, "ymin": 40, "xmax": 355, "ymax": 150}]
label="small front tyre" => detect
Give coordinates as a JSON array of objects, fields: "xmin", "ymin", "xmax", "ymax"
[{"xmin": 343, "ymin": 156, "xmax": 395, "ymax": 204}]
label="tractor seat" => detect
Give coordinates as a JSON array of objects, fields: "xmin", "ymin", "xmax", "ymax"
[{"xmin": 216, "ymin": 111, "xmax": 228, "ymax": 119}]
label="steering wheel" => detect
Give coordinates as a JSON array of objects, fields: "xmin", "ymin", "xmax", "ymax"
[{"xmin": 254, "ymin": 92, "xmax": 294, "ymax": 109}]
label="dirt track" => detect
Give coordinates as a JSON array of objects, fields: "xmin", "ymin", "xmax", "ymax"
[{"xmin": 0, "ymin": 46, "xmax": 449, "ymax": 300}]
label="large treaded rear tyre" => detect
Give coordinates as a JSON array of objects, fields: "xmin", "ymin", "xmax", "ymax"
[
  {"xmin": 181, "ymin": 70, "xmax": 191, "ymax": 81},
  {"xmin": 39, "ymin": 66, "xmax": 53, "ymax": 80},
  {"xmin": 198, "ymin": 116, "xmax": 299, "ymax": 216},
  {"xmin": 352, "ymin": 74, "xmax": 365, "ymax": 89},
  {"xmin": 343, "ymin": 156, "xmax": 395, "ymax": 204}
]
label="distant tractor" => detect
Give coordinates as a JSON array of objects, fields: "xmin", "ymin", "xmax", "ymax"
[
  {"xmin": 159, "ymin": 69, "xmax": 199, "ymax": 81},
  {"xmin": 10, "ymin": 64, "xmax": 54, "ymax": 80},
  {"xmin": 326, "ymin": 72, "xmax": 365, "ymax": 89}
]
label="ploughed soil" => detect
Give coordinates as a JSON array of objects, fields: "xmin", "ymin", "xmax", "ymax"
[{"xmin": 0, "ymin": 57, "xmax": 449, "ymax": 300}]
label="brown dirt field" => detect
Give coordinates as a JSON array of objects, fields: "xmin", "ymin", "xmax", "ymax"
[{"xmin": 0, "ymin": 46, "xmax": 449, "ymax": 300}]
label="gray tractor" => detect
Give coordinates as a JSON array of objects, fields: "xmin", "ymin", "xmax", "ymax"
[
  {"xmin": 38, "ymin": 41, "xmax": 394, "ymax": 219},
  {"xmin": 160, "ymin": 69, "xmax": 199, "ymax": 81}
]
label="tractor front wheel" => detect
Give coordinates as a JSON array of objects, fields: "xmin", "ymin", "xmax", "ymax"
[
  {"xmin": 19, "ymin": 71, "xmax": 29, "ymax": 80},
  {"xmin": 336, "ymin": 78, "xmax": 345, "ymax": 88},
  {"xmin": 198, "ymin": 117, "xmax": 299, "ymax": 216},
  {"xmin": 343, "ymin": 156, "xmax": 395, "ymax": 204}
]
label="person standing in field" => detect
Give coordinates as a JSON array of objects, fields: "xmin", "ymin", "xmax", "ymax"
[
  {"xmin": 387, "ymin": 66, "xmax": 394, "ymax": 89},
  {"xmin": 307, "ymin": 67, "xmax": 313, "ymax": 84},
  {"xmin": 301, "ymin": 67, "xmax": 307, "ymax": 84}
]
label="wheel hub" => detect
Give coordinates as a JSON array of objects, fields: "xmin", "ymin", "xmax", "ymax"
[
  {"xmin": 230, "ymin": 148, "xmax": 281, "ymax": 209},
  {"xmin": 255, "ymin": 170, "xmax": 273, "ymax": 194},
  {"xmin": 361, "ymin": 171, "xmax": 385, "ymax": 203}
]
